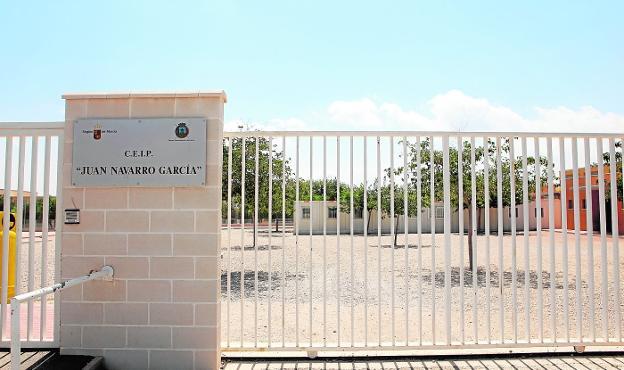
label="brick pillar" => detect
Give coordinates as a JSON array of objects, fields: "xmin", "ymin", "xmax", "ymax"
[{"xmin": 60, "ymin": 92, "xmax": 225, "ymax": 370}]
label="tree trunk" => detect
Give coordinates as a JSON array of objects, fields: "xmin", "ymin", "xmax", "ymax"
[
  {"xmin": 253, "ymin": 214, "xmax": 257, "ymax": 247},
  {"xmin": 275, "ymin": 217, "xmax": 279, "ymax": 232},
  {"xmin": 394, "ymin": 214, "xmax": 399, "ymax": 247},
  {"xmin": 366, "ymin": 209, "xmax": 372, "ymax": 235}
]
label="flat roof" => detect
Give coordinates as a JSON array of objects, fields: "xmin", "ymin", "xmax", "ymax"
[{"xmin": 62, "ymin": 91, "xmax": 227, "ymax": 102}]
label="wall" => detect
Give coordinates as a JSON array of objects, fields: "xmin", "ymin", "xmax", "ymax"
[
  {"xmin": 294, "ymin": 201, "xmax": 460, "ymax": 234},
  {"xmin": 60, "ymin": 92, "xmax": 225, "ymax": 370}
]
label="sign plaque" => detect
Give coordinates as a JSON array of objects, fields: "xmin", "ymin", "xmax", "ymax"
[{"xmin": 72, "ymin": 118, "xmax": 207, "ymax": 186}]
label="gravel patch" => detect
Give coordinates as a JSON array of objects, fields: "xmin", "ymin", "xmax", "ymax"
[{"xmin": 221, "ymin": 229, "xmax": 624, "ymax": 347}]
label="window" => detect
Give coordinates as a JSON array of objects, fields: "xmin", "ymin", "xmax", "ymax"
[
  {"xmin": 354, "ymin": 209, "xmax": 363, "ymax": 219},
  {"xmin": 328, "ymin": 207, "xmax": 337, "ymax": 219},
  {"xmin": 435, "ymin": 206, "xmax": 444, "ymax": 219},
  {"xmin": 582, "ymin": 199, "xmax": 587, "ymax": 209},
  {"xmin": 534, "ymin": 208, "xmax": 544, "ymax": 218},
  {"xmin": 302, "ymin": 207, "xmax": 310, "ymax": 219},
  {"xmin": 568, "ymin": 200, "xmax": 573, "ymax": 209},
  {"xmin": 509, "ymin": 208, "xmax": 518, "ymax": 218}
]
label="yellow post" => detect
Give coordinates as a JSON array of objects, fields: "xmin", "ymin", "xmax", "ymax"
[{"xmin": 0, "ymin": 212, "xmax": 17, "ymax": 302}]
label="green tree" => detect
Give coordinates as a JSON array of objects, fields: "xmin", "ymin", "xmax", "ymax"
[
  {"xmin": 400, "ymin": 137, "xmax": 550, "ymax": 271},
  {"xmin": 222, "ymin": 135, "xmax": 294, "ymax": 246}
]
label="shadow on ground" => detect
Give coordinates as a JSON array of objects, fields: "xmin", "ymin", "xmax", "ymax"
[
  {"xmin": 221, "ymin": 271, "xmax": 305, "ymax": 298},
  {"xmin": 414, "ymin": 266, "xmax": 587, "ymax": 289}
]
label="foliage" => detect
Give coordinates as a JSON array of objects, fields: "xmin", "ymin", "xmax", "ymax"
[
  {"xmin": 0, "ymin": 195, "xmax": 56, "ymax": 226},
  {"xmin": 222, "ymin": 136, "xmax": 294, "ymax": 221}
]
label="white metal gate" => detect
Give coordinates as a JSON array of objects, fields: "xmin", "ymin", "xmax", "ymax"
[
  {"xmin": 222, "ymin": 131, "xmax": 624, "ymax": 354},
  {"xmin": 0, "ymin": 122, "xmax": 64, "ymax": 348}
]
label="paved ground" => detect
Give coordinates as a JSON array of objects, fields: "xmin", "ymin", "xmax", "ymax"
[
  {"xmin": 2, "ymin": 233, "xmax": 57, "ymax": 342},
  {"xmin": 1, "ymin": 301, "xmax": 55, "ymax": 340},
  {"xmin": 0, "ymin": 350, "xmax": 55, "ymax": 370},
  {"xmin": 223, "ymin": 354, "xmax": 624, "ymax": 369},
  {"xmin": 221, "ymin": 228, "xmax": 624, "ymax": 346},
  {"xmin": 16, "ymin": 232, "xmax": 56, "ymax": 295}
]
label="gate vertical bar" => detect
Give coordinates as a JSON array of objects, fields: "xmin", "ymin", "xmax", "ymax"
[
  {"xmin": 470, "ymin": 136, "xmax": 478, "ymax": 344},
  {"xmin": 443, "ymin": 136, "xmax": 451, "ymax": 345},
  {"xmin": 547, "ymin": 137, "xmax": 556, "ymax": 342},
  {"xmin": 268, "ymin": 136, "xmax": 273, "ymax": 346},
  {"xmin": 496, "ymin": 137, "xmax": 504, "ymax": 343},
  {"xmin": 522, "ymin": 137, "xmax": 530, "ymax": 342},
  {"xmin": 483, "ymin": 136, "xmax": 491, "ymax": 344},
  {"xmin": 281, "ymin": 136, "xmax": 286, "ymax": 347},
  {"xmin": 322, "ymin": 136, "xmax": 327, "ymax": 347},
  {"xmin": 403, "ymin": 137, "xmax": 409, "ymax": 346},
  {"xmin": 609, "ymin": 138, "xmax": 621, "ymax": 341},
  {"xmin": 1, "ymin": 136, "xmax": 13, "ymax": 336},
  {"xmin": 509, "ymin": 137, "xmax": 517, "ymax": 343},
  {"xmin": 27, "ymin": 137, "xmax": 38, "ymax": 340},
  {"xmin": 254, "ymin": 136, "xmax": 259, "ymax": 347},
  {"xmin": 416, "ymin": 136, "xmax": 423, "ymax": 346},
  {"xmin": 458, "ymin": 136, "xmax": 465, "ymax": 345},
  {"xmin": 226, "ymin": 137, "xmax": 232, "ymax": 347},
  {"xmin": 39, "ymin": 135, "xmax": 51, "ymax": 340},
  {"xmin": 15, "ymin": 137, "xmax": 25, "ymax": 301},
  {"xmin": 572, "ymin": 138, "xmax": 582, "ymax": 342},
  {"xmin": 40, "ymin": 136, "xmax": 51, "ymax": 340},
  {"xmin": 583, "ymin": 137, "xmax": 596, "ymax": 341},
  {"xmin": 390, "ymin": 137, "xmax": 395, "ymax": 346},
  {"xmin": 429, "ymin": 135, "xmax": 436, "ymax": 345},
  {"xmin": 621, "ymin": 135, "xmax": 624, "ymax": 341},
  {"xmin": 363, "ymin": 136, "xmax": 368, "ymax": 347},
  {"xmin": 336, "ymin": 136, "xmax": 341, "ymax": 346},
  {"xmin": 535, "ymin": 137, "xmax": 543, "ymax": 343},
  {"xmin": 596, "ymin": 139, "xmax": 608, "ymax": 340},
  {"xmin": 349, "ymin": 136, "xmax": 354, "ymax": 347},
  {"xmin": 295, "ymin": 136, "xmax": 300, "ymax": 347},
  {"xmin": 559, "ymin": 137, "xmax": 570, "ymax": 342},
  {"xmin": 240, "ymin": 137, "xmax": 246, "ymax": 346},
  {"xmin": 309, "ymin": 136, "xmax": 313, "ymax": 348},
  {"xmin": 376, "ymin": 136, "xmax": 382, "ymax": 346}
]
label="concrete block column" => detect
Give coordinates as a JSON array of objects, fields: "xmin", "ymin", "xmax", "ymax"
[{"xmin": 60, "ymin": 92, "xmax": 226, "ymax": 370}]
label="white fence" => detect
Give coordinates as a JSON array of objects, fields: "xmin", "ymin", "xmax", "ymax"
[
  {"xmin": 221, "ymin": 131, "xmax": 624, "ymax": 354},
  {"xmin": 11, "ymin": 266, "xmax": 113, "ymax": 370},
  {"xmin": 0, "ymin": 122, "xmax": 64, "ymax": 348}
]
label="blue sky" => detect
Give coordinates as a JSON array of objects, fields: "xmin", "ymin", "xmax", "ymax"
[{"xmin": 1, "ymin": 1, "xmax": 623, "ymax": 131}]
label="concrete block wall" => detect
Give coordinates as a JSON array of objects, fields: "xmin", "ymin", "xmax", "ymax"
[{"xmin": 60, "ymin": 92, "xmax": 225, "ymax": 370}]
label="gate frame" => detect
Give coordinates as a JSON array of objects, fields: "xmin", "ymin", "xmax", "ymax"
[
  {"xmin": 221, "ymin": 130, "xmax": 624, "ymax": 357},
  {"xmin": 0, "ymin": 121, "xmax": 65, "ymax": 349}
]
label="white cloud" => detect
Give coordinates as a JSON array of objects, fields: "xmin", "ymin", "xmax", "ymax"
[
  {"xmin": 531, "ymin": 106, "xmax": 624, "ymax": 133},
  {"xmin": 229, "ymin": 90, "xmax": 624, "ymax": 134},
  {"xmin": 327, "ymin": 98, "xmax": 436, "ymax": 130},
  {"xmin": 427, "ymin": 90, "xmax": 526, "ymax": 131},
  {"xmin": 326, "ymin": 90, "xmax": 624, "ymax": 133}
]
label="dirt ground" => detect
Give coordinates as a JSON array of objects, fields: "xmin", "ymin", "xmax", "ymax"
[{"xmin": 221, "ymin": 228, "xmax": 624, "ymax": 348}]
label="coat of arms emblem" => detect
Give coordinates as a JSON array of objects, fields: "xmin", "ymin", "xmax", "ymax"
[{"xmin": 93, "ymin": 124, "xmax": 102, "ymax": 140}]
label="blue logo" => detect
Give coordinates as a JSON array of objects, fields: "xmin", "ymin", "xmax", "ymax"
[{"xmin": 175, "ymin": 122, "xmax": 189, "ymax": 138}]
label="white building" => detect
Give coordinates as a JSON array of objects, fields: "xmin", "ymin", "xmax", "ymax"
[{"xmin": 294, "ymin": 198, "xmax": 561, "ymax": 235}]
